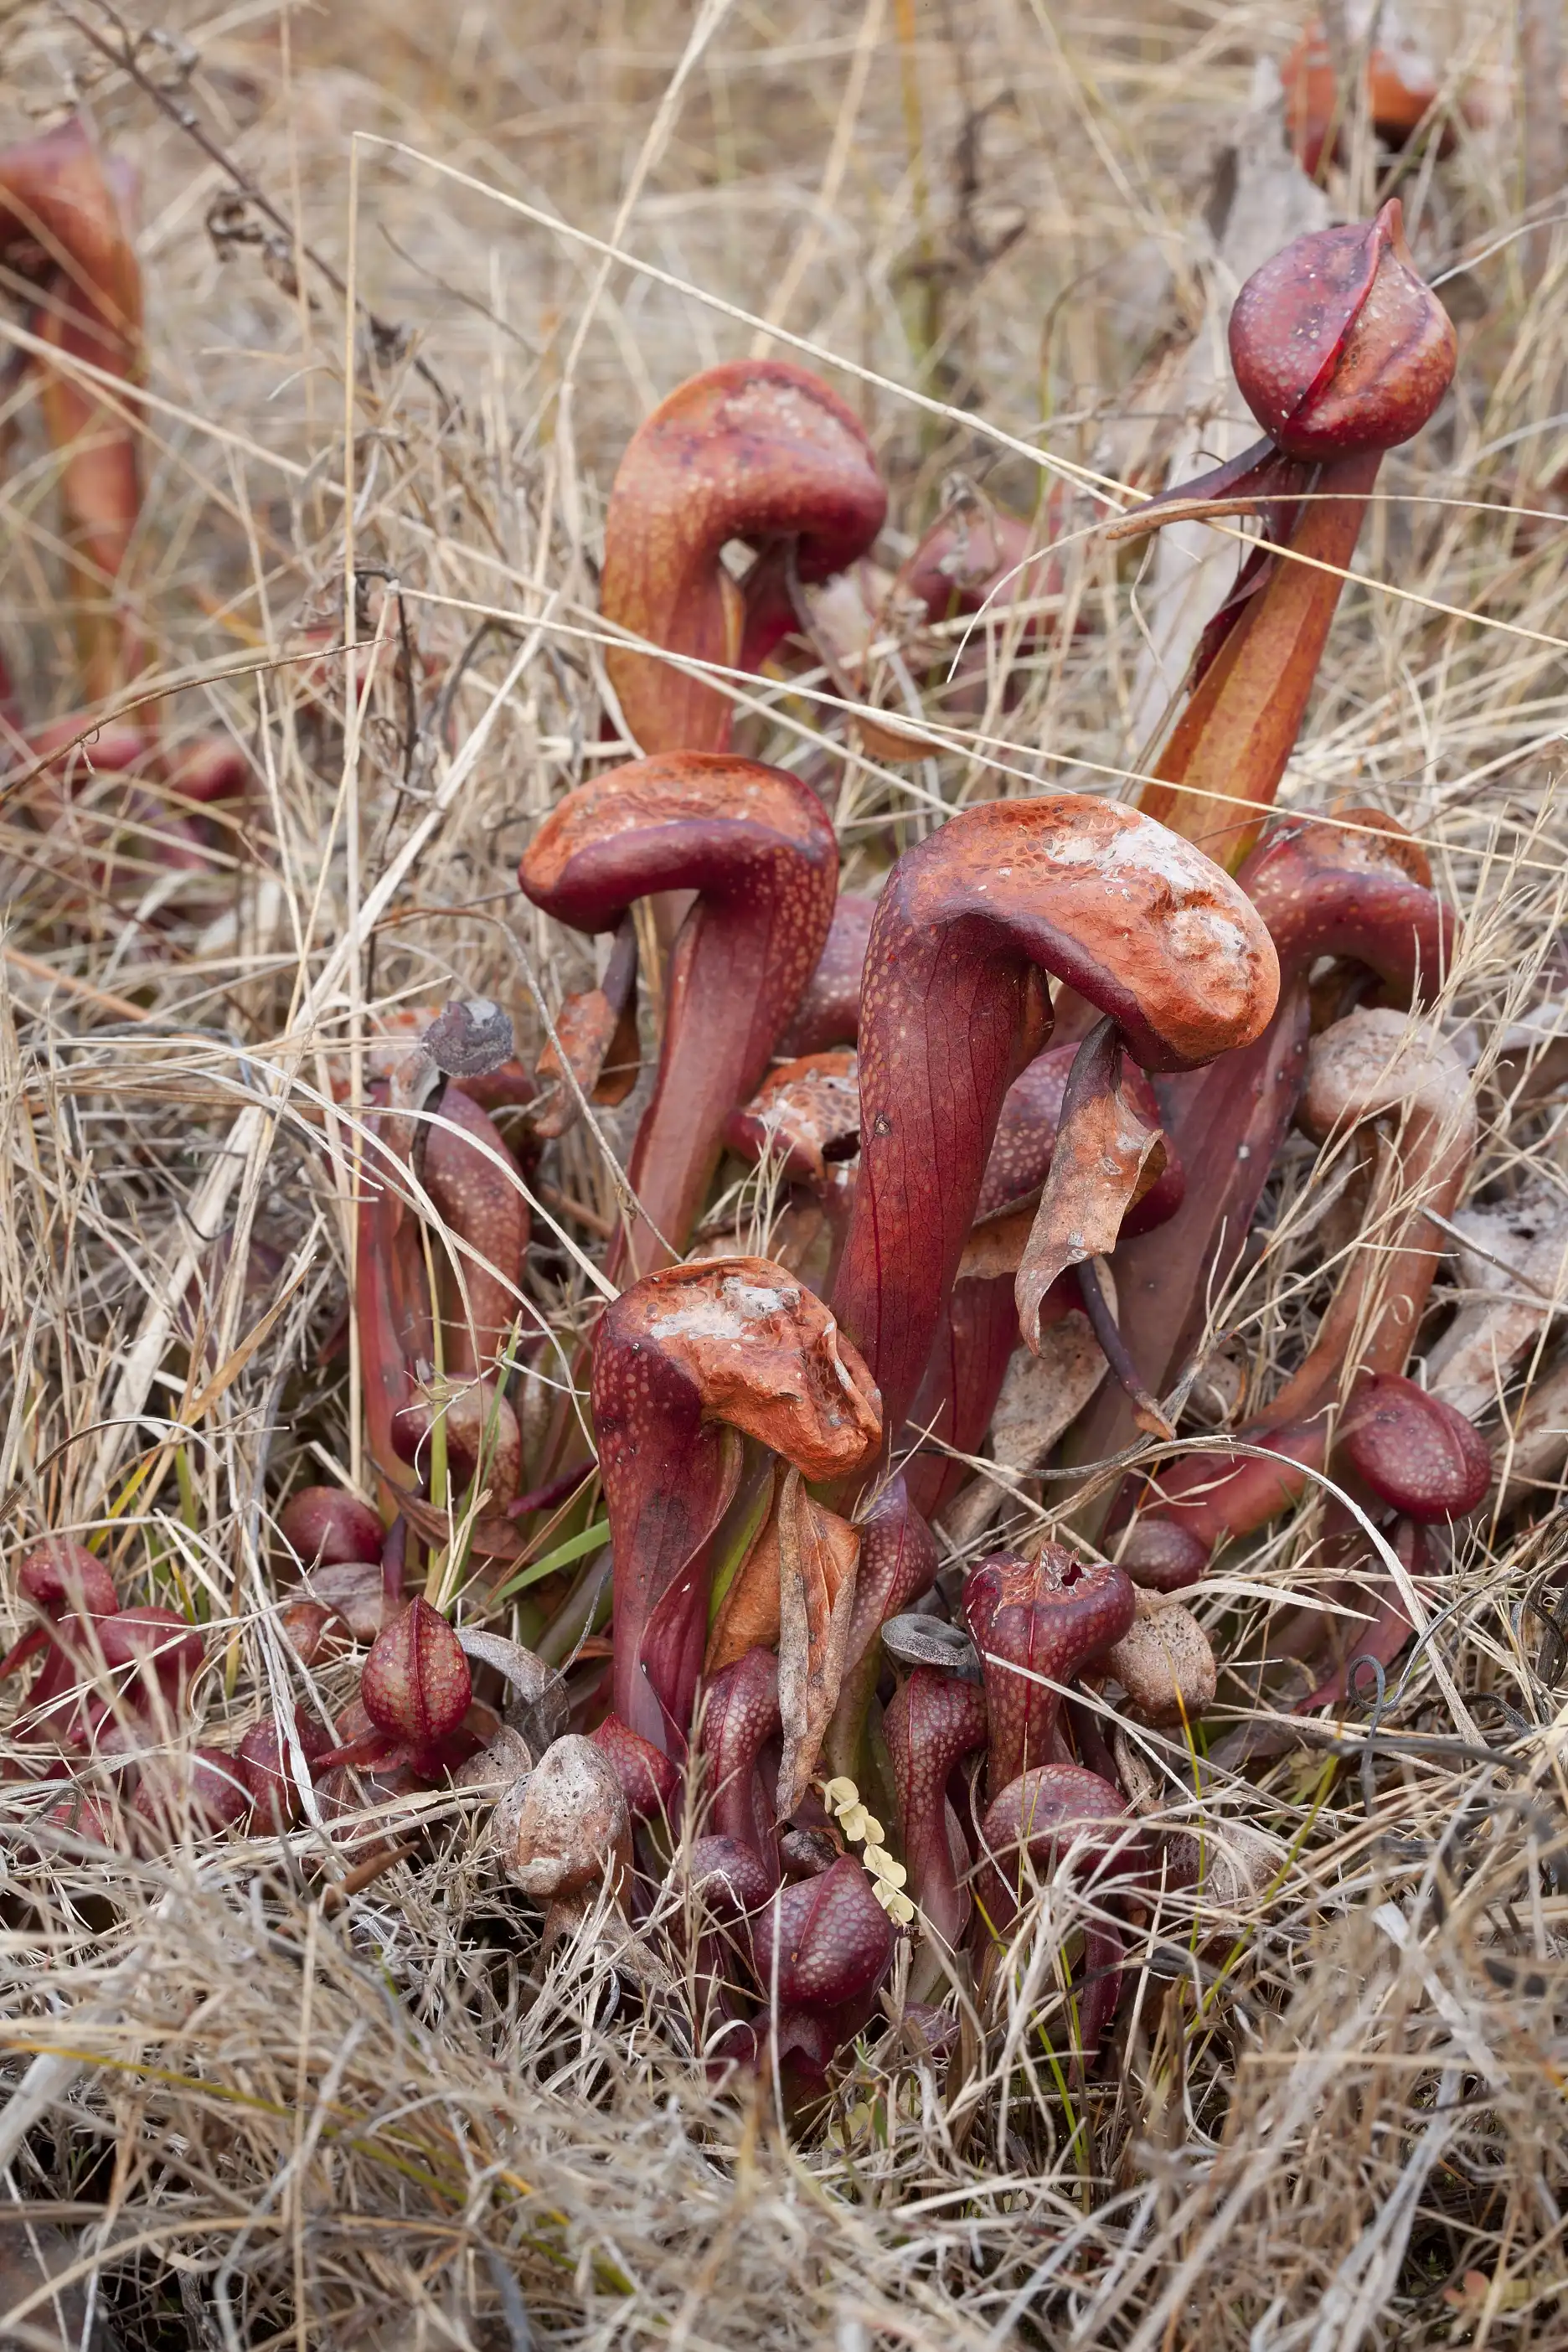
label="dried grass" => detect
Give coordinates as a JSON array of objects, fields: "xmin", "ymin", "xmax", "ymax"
[{"xmin": 2, "ymin": 0, "xmax": 1567, "ymax": 2343}]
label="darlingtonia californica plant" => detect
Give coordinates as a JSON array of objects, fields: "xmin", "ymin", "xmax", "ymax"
[
  {"xmin": 599, "ymin": 360, "xmax": 886, "ymax": 757},
  {"xmin": 0, "ymin": 1540, "xmax": 204, "ymax": 1762},
  {"xmin": 0, "ymin": 116, "xmax": 142, "ymax": 706},
  {"xmin": 829, "ymin": 792, "xmax": 1278, "ymax": 1454},
  {"xmin": 0, "ymin": 117, "xmax": 250, "ymax": 891},
  {"xmin": 0, "ymin": 1540, "xmax": 242, "ymax": 1849},
  {"xmin": 349, "ymin": 999, "xmax": 529, "ymax": 1530},
  {"xmin": 1119, "ymin": 1005, "xmax": 1482, "ymax": 1632},
  {"xmin": 591, "ymin": 1256, "xmax": 880, "ymax": 1756},
  {"xmin": 776, "ymin": 892, "xmax": 876, "ymax": 1057},
  {"xmin": 1073, "ymin": 808, "xmax": 1457, "ymax": 1508},
  {"xmin": 884, "ymin": 1662, "xmax": 988, "ymax": 1961},
  {"xmin": 964, "ymin": 1546, "xmax": 1136, "ymax": 1799},
  {"xmin": 1112, "ymin": 202, "xmax": 1456, "ymax": 868},
  {"xmin": 1281, "ymin": 8, "xmax": 1458, "ymax": 178},
  {"xmin": 518, "ymin": 754, "xmax": 838, "ymax": 1277},
  {"xmin": 1307, "ymin": 1375, "xmax": 1492, "ymax": 1698}
]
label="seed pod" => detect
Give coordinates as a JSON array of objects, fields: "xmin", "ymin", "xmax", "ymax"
[{"xmin": 1103, "ymin": 1592, "xmax": 1217, "ymax": 1728}]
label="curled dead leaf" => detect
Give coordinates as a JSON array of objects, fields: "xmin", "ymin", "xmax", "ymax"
[
  {"xmin": 1016, "ymin": 1020, "xmax": 1166, "ymax": 1352},
  {"xmin": 937, "ymin": 1297, "xmax": 1112, "ymax": 1550},
  {"xmin": 1426, "ymin": 1184, "xmax": 1568, "ymax": 1422},
  {"xmin": 772, "ymin": 1467, "xmax": 860, "ymax": 1818}
]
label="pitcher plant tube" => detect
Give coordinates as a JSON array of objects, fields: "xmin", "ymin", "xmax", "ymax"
[
  {"xmin": 829, "ymin": 792, "xmax": 1278, "ymax": 1453},
  {"xmin": 1072, "ymin": 808, "xmax": 1455, "ymax": 1501},
  {"xmin": 591, "ymin": 1257, "xmax": 880, "ymax": 1756},
  {"xmin": 518, "ymin": 754, "xmax": 838, "ymax": 1277},
  {"xmin": 600, "ymin": 360, "xmax": 886, "ymax": 757}
]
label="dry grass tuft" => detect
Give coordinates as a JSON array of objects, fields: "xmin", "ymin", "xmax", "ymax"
[{"xmin": 2, "ymin": 0, "xmax": 1567, "ymax": 2342}]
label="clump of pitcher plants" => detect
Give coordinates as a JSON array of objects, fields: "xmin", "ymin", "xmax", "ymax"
[{"xmin": 6, "ymin": 202, "xmax": 1509, "ymax": 2115}]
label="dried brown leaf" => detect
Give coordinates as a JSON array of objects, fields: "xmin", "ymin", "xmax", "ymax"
[
  {"xmin": 1016, "ymin": 1022, "xmax": 1166, "ymax": 1350},
  {"xmin": 772, "ymin": 1467, "xmax": 860, "ymax": 1818}
]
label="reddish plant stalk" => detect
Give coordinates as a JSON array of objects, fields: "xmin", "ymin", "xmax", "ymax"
[
  {"xmin": 0, "ymin": 119, "xmax": 142, "ymax": 703},
  {"xmin": 964, "ymin": 1547, "xmax": 1135, "ymax": 1800},
  {"xmin": 592, "ymin": 1259, "xmax": 880, "ymax": 1756},
  {"xmin": 776, "ymin": 892, "xmax": 877, "ymax": 1056},
  {"xmin": 885, "ymin": 1666, "xmax": 988, "ymax": 1952},
  {"xmin": 1070, "ymin": 812, "xmax": 1454, "ymax": 1489}
]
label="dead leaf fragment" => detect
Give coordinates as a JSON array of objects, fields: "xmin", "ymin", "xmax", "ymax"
[
  {"xmin": 1016, "ymin": 1021, "xmax": 1166, "ymax": 1350},
  {"xmin": 937, "ymin": 1290, "xmax": 1112, "ymax": 1550},
  {"xmin": 773, "ymin": 1466, "xmax": 860, "ymax": 1817}
]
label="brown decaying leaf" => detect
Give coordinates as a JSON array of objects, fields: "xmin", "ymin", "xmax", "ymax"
[
  {"xmin": 1015, "ymin": 1020, "xmax": 1166, "ymax": 1351},
  {"xmin": 938, "ymin": 1301, "xmax": 1112, "ymax": 1551},
  {"xmin": 706, "ymin": 1463, "xmax": 787, "ymax": 1670},
  {"xmin": 706, "ymin": 1461, "xmax": 859, "ymax": 1693},
  {"xmin": 771, "ymin": 1467, "xmax": 860, "ymax": 1819},
  {"xmin": 1426, "ymin": 1185, "xmax": 1568, "ymax": 1422}
]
